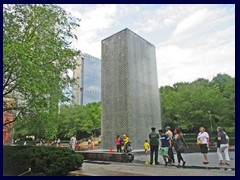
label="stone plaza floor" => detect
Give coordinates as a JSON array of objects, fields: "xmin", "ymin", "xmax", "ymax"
[{"xmin": 69, "ymin": 151, "xmax": 235, "ymax": 176}]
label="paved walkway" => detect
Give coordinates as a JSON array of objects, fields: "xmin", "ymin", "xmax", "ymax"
[
  {"xmin": 132, "ymin": 151, "xmax": 235, "ymax": 169},
  {"xmin": 69, "ymin": 151, "xmax": 235, "ymax": 176}
]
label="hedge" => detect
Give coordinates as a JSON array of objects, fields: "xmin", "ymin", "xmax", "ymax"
[
  {"xmin": 3, "ymin": 146, "xmax": 83, "ymax": 176},
  {"xmin": 184, "ymin": 137, "xmax": 235, "ymax": 145}
]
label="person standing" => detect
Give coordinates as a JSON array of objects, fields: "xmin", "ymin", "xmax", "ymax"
[
  {"xmin": 197, "ymin": 127, "xmax": 210, "ymax": 164},
  {"xmin": 123, "ymin": 134, "xmax": 131, "ymax": 152},
  {"xmin": 165, "ymin": 126, "xmax": 175, "ymax": 164},
  {"xmin": 173, "ymin": 128, "xmax": 188, "ymax": 168},
  {"xmin": 116, "ymin": 135, "xmax": 122, "ymax": 152},
  {"xmin": 159, "ymin": 130, "xmax": 172, "ymax": 166},
  {"xmin": 70, "ymin": 134, "xmax": 77, "ymax": 151},
  {"xmin": 88, "ymin": 138, "xmax": 92, "ymax": 149},
  {"xmin": 143, "ymin": 140, "xmax": 150, "ymax": 155},
  {"xmin": 149, "ymin": 127, "xmax": 160, "ymax": 165},
  {"xmin": 217, "ymin": 127, "xmax": 230, "ymax": 165}
]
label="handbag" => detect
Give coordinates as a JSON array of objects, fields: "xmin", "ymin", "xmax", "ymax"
[
  {"xmin": 177, "ymin": 145, "xmax": 185, "ymax": 153},
  {"xmin": 197, "ymin": 140, "xmax": 202, "ymax": 146}
]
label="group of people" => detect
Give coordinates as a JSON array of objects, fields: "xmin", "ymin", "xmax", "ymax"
[
  {"xmin": 197, "ymin": 126, "xmax": 230, "ymax": 165},
  {"xmin": 148, "ymin": 126, "xmax": 188, "ymax": 167},
  {"xmin": 115, "ymin": 134, "xmax": 132, "ymax": 153},
  {"xmin": 69, "ymin": 134, "xmax": 95, "ymax": 151},
  {"xmin": 146, "ymin": 126, "xmax": 231, "ymax": 167}
]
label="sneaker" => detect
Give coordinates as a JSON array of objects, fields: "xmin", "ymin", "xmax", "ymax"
[
  {"xmin": 155, "ymin": 162, "xmax": 160, "ymax": 165},
  {"xmin": 219, "ymin": 161, "xmax": 225, "ymax": 165},
  {"xmin": 177, "ymin": 164, "xmax": 181, "ymax": 168},
  {"xmin": 150, "ymin": 162, "xmax": 153, "ymax": 165},
  {"xmin": 225, "ymin": 162, "xmax": 230, "ymax": 165}
]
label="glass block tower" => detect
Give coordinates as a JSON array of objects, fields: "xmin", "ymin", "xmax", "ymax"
[{"xmin": 101, "ymin": 28, "xmax": 161, "ymax": 150}]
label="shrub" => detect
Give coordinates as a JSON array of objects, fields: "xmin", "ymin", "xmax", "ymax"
[{"xmin": 3, "ymin": 146, "xmax": 83, "ymax": 176}]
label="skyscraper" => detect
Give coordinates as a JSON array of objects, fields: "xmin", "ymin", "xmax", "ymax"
[
  {"xmin": 101, "ymin": 28, "xmax": 161, "ymax": 150},
  {"xmin": 73, "ymin": 53, "xmax": 101, "ymax": 105}
]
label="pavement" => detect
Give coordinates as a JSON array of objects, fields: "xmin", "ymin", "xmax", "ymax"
[{"xmin": 69, "ymin": 150, "xmax": 235, "ymax": 176}]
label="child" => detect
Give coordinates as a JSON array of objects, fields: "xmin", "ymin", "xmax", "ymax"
[
  {"xmin": 159, "ymin": 129, "xmax": 172, "ymax": 166},
  {"xmin": 144, "ymin": 140, "xmax": 150, "ymax": 155}
]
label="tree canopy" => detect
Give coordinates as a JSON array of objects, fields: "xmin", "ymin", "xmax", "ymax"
[
  {"xmin": 160, "ymin": 74, "xmax": 235, "ymax": 133},
  {"xmin": 3, "ymin": 4, "xmax": 81, "ymax": 127}
]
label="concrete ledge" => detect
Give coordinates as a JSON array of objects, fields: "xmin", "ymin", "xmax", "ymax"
[{"xmin": 77, "ymin": 151, "xmax": 129, "ymax": 162}]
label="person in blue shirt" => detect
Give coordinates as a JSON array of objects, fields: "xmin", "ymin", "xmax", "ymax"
[{"xmin": 159, "ymin": 129, "xmax": 172, "ymax": 166}]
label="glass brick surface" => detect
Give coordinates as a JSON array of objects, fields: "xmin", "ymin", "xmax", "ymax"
[{"xmin": 101, "ymin": 29, "xmax": 162, "ymax": 150}]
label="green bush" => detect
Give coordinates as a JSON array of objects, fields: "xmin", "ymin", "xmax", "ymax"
[
  {"xmin": 184, "ymin": 137, "xmax": 235, "ymax": 145},
  {"xmin": 3, "ymin": 146, "xmax": 83, "ymax": 176}
]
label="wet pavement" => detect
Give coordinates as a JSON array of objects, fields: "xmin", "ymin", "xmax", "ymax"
[
  {"xmin": 69, "ymin": 150, "xmax": 235, "ymax": 176},
  {"xmin": 132, "ymin": 150, "xmax": 235, "ymax": 170}
]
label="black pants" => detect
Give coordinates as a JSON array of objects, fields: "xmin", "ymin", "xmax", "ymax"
[
  {"xmin": 176, "ymin": 151, "xmax": 184, "ymax": 164},
  {"xmin": 168, "ymin": 147, "xmax": 175, "ymax": 163},
  {"xmin": 150, "ymin": 145, "xmax": 159, "ymax": 163},
  {"xmin": 116, "ymin": 145, "xmax": 121, "ymax": 152}
]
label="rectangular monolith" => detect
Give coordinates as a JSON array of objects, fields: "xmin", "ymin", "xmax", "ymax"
[{"xmin": 101, "ymin": 28, "xmax": 161, "ymax": 150}]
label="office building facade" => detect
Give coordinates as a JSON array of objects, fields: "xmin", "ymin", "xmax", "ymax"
[{"xmin": 73, "ymin": 53, "xmax": 101, "ymax": 105}]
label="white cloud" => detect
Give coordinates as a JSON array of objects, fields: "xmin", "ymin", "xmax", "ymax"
[
  {"xmin": 173, "ymin": 8, "xmax": 209, "ymax": 36},
  {"xmin": 60, "ymin": 4, "xmax": 235, "ymax": 87}
]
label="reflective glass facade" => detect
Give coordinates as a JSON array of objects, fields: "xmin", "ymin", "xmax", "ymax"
[
  {"xmin": 73, "ymin": 53, "xmax": 101, "ymax": 105},
  {"xmin": 82, "ymin": 54, "xmax": 101, "ymax": 105}
]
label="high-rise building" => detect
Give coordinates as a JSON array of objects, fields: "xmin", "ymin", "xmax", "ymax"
[
  {"xmin": 101, "ymin": 28, "xmax": 161, "ymax": 150},
  {"xmin": 73, "ymin": 53, "xmax": 101, "ymax": 105}
]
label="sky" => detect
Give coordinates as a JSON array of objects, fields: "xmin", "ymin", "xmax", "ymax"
[{"xmin": 60, "ymin": 4, "xmax": 235, "ymax": 87}]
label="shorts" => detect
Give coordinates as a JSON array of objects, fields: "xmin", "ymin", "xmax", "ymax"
[
  {"xmin": 161, "ymin": 147, "xmax": 169, "ymax": 156},
  {"xmin": 200, "ymin": 144, "xmax": 208, "ymax": 154}
]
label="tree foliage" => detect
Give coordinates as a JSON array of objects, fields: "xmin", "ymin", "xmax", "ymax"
[
  {"xmin": 57, "ymin": 102, "xmax": 101, "ymax": 138},
  {"xmin": 160, "ymin": 74, "xmax": 235, "ymax": 133},
  {"xmin": 3, "ymin": 4, "xmax": 81, "ymax": 127},
  {"xmin": 14, "ymin": 102, "xmax": 102, "ymax": 139}
]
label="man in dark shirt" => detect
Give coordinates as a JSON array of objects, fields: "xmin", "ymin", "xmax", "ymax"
[
  {"xmin": 149, "ymin": 127, "xmax": 160, "ymax": 165},
  {"xmin": 159, "ymin": 129, "xmax": 172, "ymax": 166}
]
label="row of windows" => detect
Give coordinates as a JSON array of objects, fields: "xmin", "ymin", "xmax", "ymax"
[
  {"xmin": 83, "ymin": 71, "xmax": 100, "ymax": 77},
  {"xmin": 83, "ymin": 88, "xmax": 101, "ymax": 95}
]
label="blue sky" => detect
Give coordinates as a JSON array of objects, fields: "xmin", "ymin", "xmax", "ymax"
[{"xmin": 60, "ymin": 4, "xmax": 235, "ymax": 87}]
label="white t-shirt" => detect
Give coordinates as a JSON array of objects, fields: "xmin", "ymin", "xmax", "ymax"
[
  {"xmin": 197, "ymin": 132, "xmax": 209, "ymax": 144},
  {"xmin": 71, "ymin": 136, "xmax": 76, "ymax": 145}
]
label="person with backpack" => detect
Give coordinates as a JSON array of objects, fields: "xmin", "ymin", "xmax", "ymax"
[{"xmin": 217, "ymin": 127, "xmax": 230, "ymax": 165}]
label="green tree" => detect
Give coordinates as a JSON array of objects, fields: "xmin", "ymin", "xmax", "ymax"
[
  {"xmin": 3, "ymin": 4, "xmax": 81, "ymax": 130},
  {"xmin": 160, "ymin": 74, "xmax": 235, "ymax": 133}
]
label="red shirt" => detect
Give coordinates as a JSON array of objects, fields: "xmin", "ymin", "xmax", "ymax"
[{"xmin": 116, "ymin": 138, "xmax": 121, "ymax": 145}]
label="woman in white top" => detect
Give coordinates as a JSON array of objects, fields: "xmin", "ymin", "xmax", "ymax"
[{"xmin": 197, "ymin": 127, "xmax": 210, "ymax": 164}]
